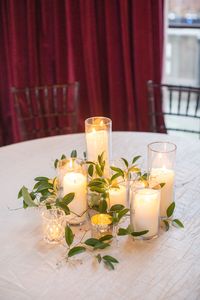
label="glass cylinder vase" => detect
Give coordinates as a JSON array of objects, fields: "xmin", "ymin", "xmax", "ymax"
[
  {"xmin": 42, "ymin": 208, "xmax": 66, "ymax": 244},
  {"xmin": 85, "ymin": 116, "xmax": 112, "ymax": 177},
  {"xmin": 130, "ymin": 187, "xmax": 160, "ymax": 240},
  {"xmin": 148, "ymin": 142, "xmax": 176, "ymax": 218},
  {"xmin": 58, "ymin": 158, "xmax": 87, "ymax": 225}
]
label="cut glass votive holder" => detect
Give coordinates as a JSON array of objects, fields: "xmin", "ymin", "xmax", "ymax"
[
  {"xmin": 42, "ymin": 208, "xmax": 66, "ymax": 244},
  {"xmin": 130, "ymin": 187, "xmax": 160, "ymax": 240}
]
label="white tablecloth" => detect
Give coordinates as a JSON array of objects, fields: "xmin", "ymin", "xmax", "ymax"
[{"xmin": 0, "ymin": 132, "xmax": 200, "ymax": 300}]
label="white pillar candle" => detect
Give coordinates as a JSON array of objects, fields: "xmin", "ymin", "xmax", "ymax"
[
  {"xmin": 63, "ymin": 172, "xmax": 87, "ymax": 224},
  {"xmin": 109, "ymin": 184, "xmax": 127, "ymax": 207},
  {"xmin": 130, "ymin": 188, "xmax": 160, "ymax": 239},
  {"xmin": 85, "ymin": 117, "xmax": 112, "ymax": 177},
  {"xmin": 150, "ymin": 168, "xmax": 175, "ymax": 217}
]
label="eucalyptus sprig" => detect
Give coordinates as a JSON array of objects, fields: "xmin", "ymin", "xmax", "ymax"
[
  {"xmin": 162, "ymin": 202, "xmax": 184, "ymax": 231},
  {"xmin": 54, "ymin": 149, "xmax": 78, "ymax": 168},
  {"xmin": 65, "ymin": 225, "xmax": 119, "ymax": 270}
]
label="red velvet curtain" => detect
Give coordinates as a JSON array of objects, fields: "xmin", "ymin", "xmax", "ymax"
[{"xmin": 0, "ymin": 0, "xmax": 164, "ymax": 145}]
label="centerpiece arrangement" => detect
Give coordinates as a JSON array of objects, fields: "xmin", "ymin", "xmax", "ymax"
[{"xmin": 18, "ymin": 117, "xmax": 183, "ymax": 270}]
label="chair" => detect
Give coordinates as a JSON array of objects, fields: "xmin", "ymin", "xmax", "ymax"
[
  {"xmin": 12, "ymin": 82, "xmax": 79, "ymax": 142},
  {"xmin": 147, "ymin": 80, "xmax": 200, "ymax": 138}
]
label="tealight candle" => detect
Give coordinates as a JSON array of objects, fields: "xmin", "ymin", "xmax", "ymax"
[
  {"xmin": 85, "ymin": 117, "xmax": 112, "ymax": 176},
  {"xmin": 130, "ymin": 188, "xmax": 160, "ymax": 239},
  {"xmin": 91, "ymin": 213, "xmax": 112, "ymax": 238},
  {"xmin": 148, "ymin": 142, "xmax": 176, "ymax": 218}
]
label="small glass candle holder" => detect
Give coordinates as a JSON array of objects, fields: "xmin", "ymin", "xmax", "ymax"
[
  {"xmin": 42, "ymin": 208, "xmax": 66, "ymax": 244},
  {"xmin": 57, "ymin": 158, "xmax": 87, "ymax": 225},
  {"xmin": 91, "ymin": 213, "xmax": 113, "ymax": 239},
  {"xmin": 85, "ymin": 117, "xmax": 112, "ymax": 177},
  {"xmin": 130, "ymin": 187, "xmax": 160, "ymax": 240},
  {"xmin": 148, "ymin": 142, "xmax": 176, "ymax": 218}
]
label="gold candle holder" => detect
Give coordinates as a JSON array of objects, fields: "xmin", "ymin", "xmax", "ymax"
[{"xmin": 91, "ymin": 213, "xmax": 112, "ymax": 238}]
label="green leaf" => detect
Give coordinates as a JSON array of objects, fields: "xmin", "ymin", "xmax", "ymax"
[
  {"xmin": 121, "ymin": 158, "xmax": 129, "ymax": 168},
  {"xmin": 163, "ymin": 220, "xmax": 170, "ymax": 231},
  {"xmin": 118, "ymin": 208, "xmax": 129, "ymax": 221},
  {"xmin": 167, "ymin": 202, "xmax": 175, "ymax": 218},
  {"xmin": 84, "ymin": 238, "xmax": 99, "ymax": 247},
  {"xmin": 110, "ymin": 204, "xmax": 125, "ymax": 212},
  {"xmin": 94, "ymin": 242, "xmax": 110, "ymax": 250},
  {"xmin": 83, "ymin": 151, "xmax": 87, "ymax": 159},
  {"xmin": 34, "ymin": 176, "xmax": 49, "ymax": 182},
  {"xmin": 68, "ymin": 246, "xmax": 86, "ymax": 257},
  {"xmin": 35, "ymin": 182, "xmax": 53, "ymax": 192},
  {"xmin": 65, "ymin": 225, "xmax": 74, "ymax": 247},
  {"xmin": 62, "ymin": 193, "xmax": 75, "ymax": 205},
  {"xmin": 111, "ymin": 173, "xmax": 122, "ymax": 182},
  {"xmin": 95, "ymin": 164, "xmax": 103, "ymax": 177},
  {"xmin": 104, "ymin": 260, "xmax": 114, "ymax": 270},
  {"xmin": 159, "ymin": 182, "xmax": 166, "ymax": 188},
  {"xmin": 128, "ymin": 166, "xmax": 140, "ymax": 173},
  {"xmin": 45, "ymin": 203, "xmax": 51, "ymax": 210},
  {"xmin": 54, "ymin": 159, "xmax": 59, "ymax": 169},
  {"xmin": 131, "ymin": 230, "xmax": 149, "ymax": 237},
  {"xmin": 172, "ymin": 219, "xmax": 184, "ymax": 228},
  {"xmin": 117, "ymin": 228, "xmax": 128, "ymax": 236},
  {"xmin": 99, "ymin": 199, "xmax": 107, "ymax": 213},
  {"xmin": 23, "ymin": 200, "xmax": 28, "ymax": 209},
  {"xmin": 18, "ymin": 188, "xmax": 23, "ymax": 199},
  {"xmin": 103, "ymin": 255, "xmax": 119, "ymax": 263},
  {"xmin": 61, "ymin": 154, "xmax": 66, "ymax": 160},
  {"xmin": 132, "ymin": 155, "xmax": 141, "ymax": 164},
  {"xmin": 70, "ymin": 150, "xmax": 77, "ymax": 158},
  {"xmin": 89, "ymin": 186, "xmax": 105, "ymax": 194},
  {"xmin": 56, "ymin": 199, "xmax": 70, "ymax": 215},
  {"xmin": 96, "ymin": 254, "xmax": 102, "ymax": 263},
  {"xmin": 110, "ymin": 166, "xmax": 124, "ymax": 176},
  {"xmin": 22, "ymin": 186, "xmax": 37, "ymax": 207},
  {"xmin": 99, "ymin": 235, "xmax": 113, "ymax": 242},
  {"xmin": 88, "ymin": 164, "xmax": 94, "ymax": 177}
]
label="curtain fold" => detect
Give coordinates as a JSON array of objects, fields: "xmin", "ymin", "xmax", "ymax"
[{"xmin": 0, "ymin": 0, "xmax": 164, "ymax": 145}]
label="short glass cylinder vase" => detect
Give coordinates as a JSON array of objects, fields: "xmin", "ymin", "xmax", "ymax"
[
  {"xmin": 85, "ymin": 116, "xmax": 112, "ymax": 177},
  {"xmin": 42, "ymin": 208, "xmax": 66, "ymax": 244},
  {"xmin": 148, "ymin": 141, "xmax": 176, "ymax": 218},
  {"xmin": 130, "ymin": 187, "xmax": 160, "ymax": 240},
  {"xmin": 57, "ymin": 158, "xmax": 87, "ymax": 225},
  {"xmin": 91, "ymin": 213, "xmax": 113, "ymax": 239}
]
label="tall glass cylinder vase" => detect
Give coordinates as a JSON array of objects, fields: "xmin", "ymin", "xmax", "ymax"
[
  {"xmin": 148, "ymin": 142, "xmax": 176, "ymax": 218},
  {"xmin": 85, "ymin": 117, "xmax": 112, "ymax": 177},
  {"xmin": 58, "ymin": 158, "xmax": 87, "ymax": 225}
]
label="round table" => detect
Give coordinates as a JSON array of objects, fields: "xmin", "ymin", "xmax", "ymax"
[{"xmin": 0, "ymin": 132, "xmax": 200, "ymax": 300}]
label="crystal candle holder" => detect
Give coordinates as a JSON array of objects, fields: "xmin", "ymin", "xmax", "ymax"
[
  {"xmin": 91, "ymin": 213, "xmax": 112, "ymax": 238},
  {"xmin": 42, "ymin": 208, "xmax": 66, "ymax": 244},
  {"xmin": 57, "ymin": 158, "xmax": 87, "ymax": 225},
  {"xmin": 130, "ymin": 187, "xmax": 160, "ymax": 240},
  {"xmin": 85, "ymin": 117, "xmax": 112, "ymax": 177},
  {"xmin": 148, "ymin": 142, "xmax": 176, "ymax": 218}
]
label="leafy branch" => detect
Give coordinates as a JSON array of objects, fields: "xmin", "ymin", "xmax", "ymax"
[
  {"xmin": 162, "ymin": 202, "xmax": 184, "ymax": 231},
  {"xmin": 65, "ymin": 226, "xmax": 119, "ymax": 270},
  {"xmin": 110, "ymin": 155, "xmax": 141, "ymax": 182},
  {"xmin": 117, "ymin": 224, "xmax": 149, "ymax": 239}
]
